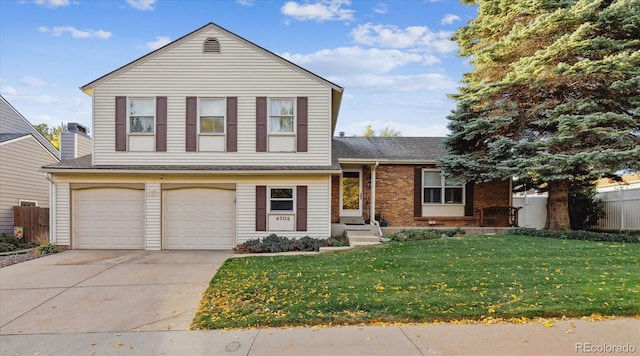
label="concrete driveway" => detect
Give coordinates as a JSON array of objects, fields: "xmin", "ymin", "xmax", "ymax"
[{"xmin": 0, "ymin": 250, "xmax": 232, "ymax": 335}]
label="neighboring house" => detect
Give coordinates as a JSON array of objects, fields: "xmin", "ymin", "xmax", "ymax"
[
  {"xmin": 43, "ymin": 23, "xmax": 512, "ymax": 251},
  {"xmin": 0, "ymin": 96, "xmax": 61, "ymax": 234}
]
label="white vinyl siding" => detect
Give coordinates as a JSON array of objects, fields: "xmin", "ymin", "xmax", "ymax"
[
  {"xmin": 145, "ymin": 183, "xmax": 161, "ymax": 250},
  {"xmin": 50, "ymin": 174, "xmax": 330, "ymax": 249},
  {"xmin": 0, "ymin": 97, "xmax": 60, "ymax": 159},
  {"xmin": 0, "ymin": 136, "xmax": 58, "ymax": 234},
  {"xmin": 90, "ymin": 27, "xmax": 332, "ymax": 166},
  {"xmin": 236, "ymin": 176, "xmax": 331, "ymax": 244},
  {"xmin": 55, "ymin": 182, "xmax": 70, "ymax": 246}
]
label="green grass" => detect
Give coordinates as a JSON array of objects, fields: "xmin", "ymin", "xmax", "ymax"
[{"xmin": 192, "ymin": 235, "xmax": 640, "ymax": 329}]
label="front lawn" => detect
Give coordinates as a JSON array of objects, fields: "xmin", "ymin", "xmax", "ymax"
[{"xmin": 192, "ymin": 235, "xmax": 640, "ymax": 329}]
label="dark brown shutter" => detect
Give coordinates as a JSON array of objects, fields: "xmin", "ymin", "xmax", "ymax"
[
  {"xmin": 186, "ymin": 96, "xmax": 197, "ymax": 152},
  {"xmin": 155, "ymin": 96, "xmax": 167, "ymax": 152},
  {"xmin": 464, "ymin": 182, "xmax": 475, "ymax": 217},
  {"xmin": 414, "ymin": 167, "xmax": 422, "ymax": 217},
  {"xmin": 296, "ymin": 97, "xmax": 308, "ymax": 152},
  {"xmin": 256, "ymin": 185, "xmax": 267, "ymax": 231},
  {"xmin": 256, "ymin": 97, "xmax": 267, "ymax": 152},
  {"xmin": 296, "ymin": 185, "xmax": 308, "ymax": 231},
  {"xmin": 115, "ymin": 96, "xmax": 126, "ymax": 151},
  {"xmin": 226, "ymin": 97, "xmax": 237, "ymax": 152}
]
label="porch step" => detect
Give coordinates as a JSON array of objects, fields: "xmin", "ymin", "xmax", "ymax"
[
  {"xmin": 345, "ymin": 229, "xmax": 381, "ymax": 247},
  {"xmin": 339, "ymin": 216, "xmax": 365, "ymax": 225}
]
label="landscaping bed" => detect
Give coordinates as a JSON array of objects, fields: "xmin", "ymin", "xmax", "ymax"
[{"xmin": 192, "ymin": 234, "xmax": 640, "ymax": 329}]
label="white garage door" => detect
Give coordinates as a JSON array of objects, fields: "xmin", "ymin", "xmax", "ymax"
[
  {"xmin": 164, "ymin": 188, "xmax": 235, "ymax": 250},
  {"xmin": 74, "ymin": 188, "xmax": 145, "ymax": 249}
]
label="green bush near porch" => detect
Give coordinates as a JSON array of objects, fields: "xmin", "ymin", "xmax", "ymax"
[{"xmin": 192, "ymin": 235, "xmax": 640, "ymax": 329}]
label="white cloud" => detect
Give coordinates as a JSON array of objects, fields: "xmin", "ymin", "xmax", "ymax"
[
  {"xmin": 34, "ymin": 95, "xmax": 58, "ymax": 104},
  {"xmin": 373, "ymin": 2, "xmax": 387, "ymax": 14},
  {"xmin": 1, "ymin": 86, "xmax": 17, "ymax": 96},
  {"xmin": 38, "ymin": 26, "xmax": 112, "ymax": 39},
  {"xmin": 351, "ymin": 23, "xmax": 455, "ymax": 53},
  {"xmin": 126, "ymin": 0, "xmax": 156, "ymax": 11},
  {"xmin": 337, "ymin": 73, "xmax": 457, "ymax": 92},
  {"xmin": 33, "ymin": 0, "xmax": 69, "ymax": 8},
  {"xmin": 22, "ymin": 76, "xmax": 47, "ymax": 87},
  {"xmin": 235, "ymin": 0, "xmax": 254, "ymax": 5},
  {"xmin": 441, "ymin": 13, "xmax": 461, "ymax": 25},
  {"xmin": 281, "ymin": 0, "xmax": 354, "ymax": 22},
  {"xmin": 146, "ymin": 36, "xmax": 171, "ymax": 50},
  {"xmin": 282, "ymin": 46, "xmax": 423, "ymax": 76}
]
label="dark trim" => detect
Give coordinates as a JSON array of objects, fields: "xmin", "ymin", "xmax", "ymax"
[
  {"xmin": 115, "ymin": 96, "xmax": 127, "ymax": 152},
  {"xmin": 256, "ymin": 97, "xmax": 267, "ymax": 152},
  {"xmin": 256, "ymin": 185, "xmax": 267, "ymax": 231},
  {"xmin": 296, "ymin": 97, "xmax": 308, "ymax": 152},
  {"xmin": 155, "ymin": 96, "xmax": 167, "ymax": 152},
  {"xmin": 296, "ymin": 185, "xmax": 307, "ymax": 231},
  {"xmin": 186, "ymin": 96, "xmax": 197, "ymax": 152},
  {"xmin": 464, "ymin": 182, "xmax": 474, "ymax": 217},
  {"xmin": 226, "ymin": 97, "xmax": 237, "ymax": 152},
  {"xmin": 414, "ymin": 167, "xmax": 422, "ymax": 217}
]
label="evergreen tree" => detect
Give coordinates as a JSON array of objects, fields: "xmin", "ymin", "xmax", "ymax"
[{"xmin": 438, "ymin": 0, "xmax": 640, "ymax": 230}]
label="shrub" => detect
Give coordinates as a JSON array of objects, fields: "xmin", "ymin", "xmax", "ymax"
[
  {"xmin": 506, "ymin": 228, "xmax": 640, "ymax": 243},
  {"xmin": 0, "ymin": 242, "xmax": 16, "ymax": 253},
  {"xmin": 35, "ymin": 243, "xmax": 59, "ymax": 255},
  {"xmin": 0, "ymin": 235, "xmax": 21, "ymax": 247},
  {"xmin": 569, "ymin": 183, "xmax": 605, "ymax": 230},
  {"xmin": 385, "ymin": 228, "xmax": 465, "ymax": 242},
  {"xmin": 235, "ymin": 234, "xmax": 337, "ymax": 253}
]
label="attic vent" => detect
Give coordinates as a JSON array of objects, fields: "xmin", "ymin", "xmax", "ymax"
[{"xmin": 204, "ymin": 38, "xmax": 220, "ymax": 53}]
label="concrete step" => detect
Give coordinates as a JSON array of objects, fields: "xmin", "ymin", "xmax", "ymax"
[
  {"xmin": 345, "ymin": 229, "xmax": 377, "ymax": 237},
  {"xmin": 350, "ymin": 241, "xmax": 382, "ymax": 247},
  {"xmin": 340, "ymin": 216, "xmax": 365, "ymax": 225},
  {"xmin": 347, "ymin": 234, "xmax": 381, "ymax": 246}
]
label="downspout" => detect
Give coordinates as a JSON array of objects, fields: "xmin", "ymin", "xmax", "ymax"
[
  {"xmin": 370, "ymin": 161, "xmax": 383, "ymax": 237},
  {"xmin": 45, "ymin": 173, "xmax": 56, "ymax": 245}
]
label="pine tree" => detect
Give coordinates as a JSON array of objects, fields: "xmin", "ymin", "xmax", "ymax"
[{"xmin": 438, "ymin": 0, "xmax": 640, "ymax": 230}]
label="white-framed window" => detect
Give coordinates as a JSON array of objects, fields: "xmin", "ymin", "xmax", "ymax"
[
  {"xmin": 18, "ymin": 200, "xmax": 38, "ymax": 207},
  {"xmin": 269, "ymin": 187, "xmax": 294, "ymax": 212},
  {"xmin": 269, "ymin": 98, "xmax": 295, "ymax": 134},
  {"xmin": 128, "ymin": 98, "xmax": 155, "ymax": 134},
  {"xmin": 423, "ymin": 170, "xmax": 464, "ymax": 205},
  {"xmin": 199, "ymin": 98, "xmax": 225, "ymax": 134}
]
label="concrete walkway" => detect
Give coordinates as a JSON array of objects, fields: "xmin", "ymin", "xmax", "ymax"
[{"xmin": 1, "ymin": 318, "xmax": 638, "ymax": 355}]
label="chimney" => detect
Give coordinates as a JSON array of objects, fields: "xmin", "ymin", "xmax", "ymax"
[{"xmin": 61, "ymin": 122, "xmax": 92, "ymax": 161}]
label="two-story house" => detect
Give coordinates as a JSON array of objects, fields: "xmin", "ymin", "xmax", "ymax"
[{"xmin": 44, "ymin": 23, "xmax": 512, "ymax": 250}]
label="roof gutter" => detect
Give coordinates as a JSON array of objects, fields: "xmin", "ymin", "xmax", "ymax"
[{"xmin": 42, "ymin": 168, "xmax": 342, "ymax": 175}]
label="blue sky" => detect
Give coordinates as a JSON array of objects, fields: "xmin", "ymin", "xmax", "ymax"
[{"xmin": 0, "ymin": 0, "xmax": 477, "ymax": 137}]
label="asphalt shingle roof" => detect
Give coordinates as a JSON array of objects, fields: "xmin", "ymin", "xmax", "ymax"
[
  {"xmin": 332, "ymin": 137, "xmax": 446, "ymax": 162},
  {"xmin": 43, "ymin": 137, "xmax": 447, "ymax": 171},
  {"xmin": 0, "ymin": 133, "xmax": 29, "ymax": 143}
]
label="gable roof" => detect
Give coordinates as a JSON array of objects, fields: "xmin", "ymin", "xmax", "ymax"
[
  {"xmin": 0, "ymin": 133, "xmax": 29, "ymax": 143},
  {"xmin": 332, "ymin": 137, "xmax": 447, "ymax": 163},
  {"xmin": 0, "ymin": 95, "xmax": 61, "ymax": 160},
  {"xmin": 79, "ymin": 22, "xmax": 344, "ymax": 133}
]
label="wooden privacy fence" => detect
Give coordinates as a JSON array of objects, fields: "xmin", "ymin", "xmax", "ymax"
[{"xmin": 13, "ymin": 206, "xmax": 49, "ymax": 244}]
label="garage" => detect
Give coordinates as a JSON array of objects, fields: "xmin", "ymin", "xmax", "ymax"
[
  {"xmin": 73, "ymin": 187, "xmax": 145, "ymax": 249},
  {"xmin": 163, "ymin": 187, "xmax": 236, "ymax": 250}
]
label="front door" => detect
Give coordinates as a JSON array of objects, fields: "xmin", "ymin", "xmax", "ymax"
[{"xmin": 340, "ymin": 169, "xmax": 362, "ymax": 217}]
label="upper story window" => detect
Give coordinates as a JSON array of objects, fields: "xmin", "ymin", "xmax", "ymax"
[
  {"xmin": 423, "ymin": 170, "xmax": 464, "ymax": 205},
  {"xmin": 129, "ymin": 98, "xmax": 155, "ymax": 134},
  {"xmin": 199, "ymin": 98, "xmax": 225, "ymax": 134},
  {"xmin": 203, "ymin": 38, "xmax": 220, "ymax": 53},
  {"xmin": 270, "ymin": 188, "xmax": 294, "ymax": 212},
  {"xmin": 269, "ymin": 98, "xmax": 295, "ymax": 134}
]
